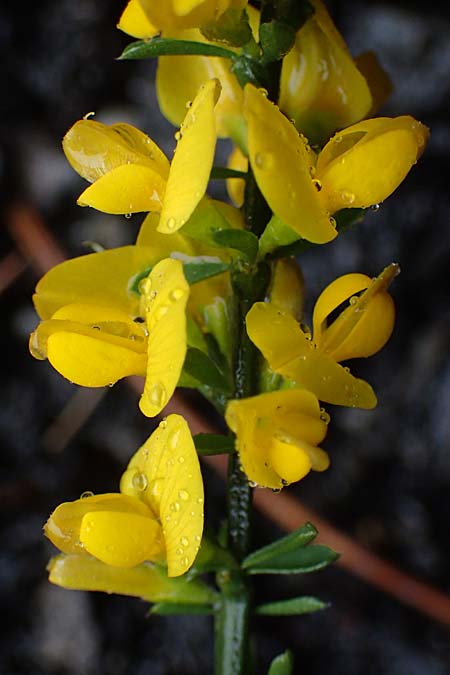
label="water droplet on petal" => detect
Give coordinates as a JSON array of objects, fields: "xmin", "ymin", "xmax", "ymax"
[
  {"xmin": 197, "ymin": 497, "xmax": 204, "ymax": 504},
  {"xmin": 248, "ymin": 480, "xmax": 258, "ymax": 488},
  {"xmin": 166, "ymin": 217, "xmax": 177, "ymax": 231},
  {"xmin": 170, "ymin": 288, "xmax": 184, "ymax": 302},
  {"xmin": 185, "ymin": 100, "xmax": 192, "ymax": 109},
  {"xmin": 370, "ymin": 203, "xmax": 380, "ymax": 212},
  {"xmin": 312, "ymin": 179, "xmax": 322, "ymax": 192},
  {"xmin": 178, "ymin": 456, "xmax": 185, "ymax": 464},
  {"xmin": 124, "ymin": 213, "xmax": 132, "ymax": 219},
  {"xmin": 349, "ymin": 296, "xmax": 358, "ymax": 305},
  {"xmin": 180, "ymin": 536, "xmax": 189, "ymax": 547},
  {"xmin": 83, "ymin": 111, "xmax": 95, "ymax": 120},
  {"xmin": 176, "ymin": 547, "xmax": 184, "ymax": 555},
  {"xmin": 80, "ymin": 491, "xmax": 94, "ymax": 499},
  {"xmin": 149, "ymin": 382, "xmax": 167, "ymax": 408},
  {"xmin": 319, "ymin": 408, "xmax": 331, "ymax": 424},
  {"xmin": 329, "ymin": 216, "xmax": 337, "ymax": 227},
  {"xmin": 159, "ymin": 419, "xmax": 167, "ymax": 429},
  {"xmin": 132, "ymin": 471, "xmax": 148, "ymax": 492},
  {"xmin": 178, "ymin": 490, "xmax": 189, "ymax": 501},
  {"xmin": 154, "ymin": 305, "xmax": 169, "ymax": 320},
  {"xmin": 170, "ymin": 501, "xmax": 181, "ymax": 512},
  {"xmin": 181, "ymin": 556, "xmax": 189, "ymax": 567},
  {"xmin": 340, "ymin": 190, "xmax": 355, "ymax": 205},
  {"xmin": 174, "ymin": 130, "xmax": 182, "ymax": 141},
  {"xmin": 169, "ymin": 430, "xmax": 181, "ymax": 450}
]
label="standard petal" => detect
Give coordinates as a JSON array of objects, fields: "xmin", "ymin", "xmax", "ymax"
[
  {"xmin": 139, "ymin": 259, "xmax": 189, "ymax": 417},
  {"xmin": 158, "ymin": 79, "xmax": 221, "ymax": 233},
  {"xmin": 243, "ymin": 84, "xmax": 337, "ymax": 245},
  {"xmin": 117, "ymin": 0, "xmax": 159, "ymax": 38},
  {"xmin": 121, "ymin": 415, "xmax": 204, "ymax": 577},
  {"xmin": 32, "ymin": 246, "xmax": 157, "ymax": 320},
  {"xmin": 246, "ymin": 302, "xmax": 377, "ymax": 408},
  {"xmin": 77, "ymin": 164, "xmax": 166, "ymax": 214},
  {"xmin": 269, "ymin": 259, "xmax": 305, "ymax": 320}
]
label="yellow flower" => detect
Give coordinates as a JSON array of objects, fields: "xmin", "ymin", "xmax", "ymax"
[
  {"xmin": 30, "ymin": 257, "xmax": 189, "ymax": 418},
  {"xmin": 225, "ymin": 389, "xmax": 329, "ymax": 489},
  {"xmin": 45, "ymin": 415, "xmax": 204, "ymax": 578},
  {"xmin": 120, "ymin": 0, "xmax": 247, "ymax": 34},
  {"xmin": 279, "ymin": 0, "xmax": 373, "ymax": 145},
  {"xmin": 244, "ymin": 84, "xmax": 428, "ymax": 245},
  {"xmin": 63, "ymin": 79, "xmax": 221, "ymax": 233},
  {"xmin": 246, "ymin": 264, "xmax": 398, "ymax": 409}
]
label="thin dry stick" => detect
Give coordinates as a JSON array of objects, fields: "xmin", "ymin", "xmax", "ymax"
[
  {"xmin": 0, "ymin": 251, "xmax": 27, "ymax": 294},
  {"xmin": 13, "ymin": 201, "xmax": 450, "ymax": 629}
]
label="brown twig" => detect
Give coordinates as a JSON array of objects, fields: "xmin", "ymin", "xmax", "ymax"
[{"xmin": 0, "ymin": 251, "xmax": 27, "ymax": 294}]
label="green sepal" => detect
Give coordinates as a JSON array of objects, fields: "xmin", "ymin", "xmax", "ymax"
[
  {"xmin": 194, "ymin": 433, "xmax": 235, "ymax": 455},
  {"xmin": 231, "ymin": 44, "xmax": 266, "ymax": 88},
  {"xmin": 183, "ymin": 347, "xmax": 232, "ymax": 392},
  {"xmin": 213, "ymin": 229, "xmax": 259, "ymax": 262},
  {"xmin": 210, "ymin": 166, "xmax": 247, "ymax": 180},
  {"xmin": 259, "ymin": 214, "xmax": 300, "ymax": 258},
  {"xmin": 242, "ymin": 522, "xmax": 318, "ymax": 569},
  {"xmin": 200, "ymin": 7, "xmax": 253, "ymax": 47},
  {"xmin": 118, "ymin": 37, "xmax": 235, "ymax": 60},
  {"xmin": 259, "ymin": 21, "xmax": 296, "ymax": 63},
  {"xmin": 186, "ymin": 535, "xmax": 238, "ymax": 577},
  {"xmin": 267, "ymin": 650, "xmax": 293, "ymax": 675},
  {"xmin": 177, "ymin": 256, "xmax": 230, "ymax": 285},
  {"xmin": 182, "ymin": 198, "xmax": 233, "ymax": 248},
  {"xmin": 244, "ymin": 544, "xmax": 339, "ymax": 575},
  {"xmin": 256, "ymin": 595, "xmax": 328, "ymax": 616},
  {"xmin": 150, "ymin": 602, "xmax": 215, "ymax": 615}
]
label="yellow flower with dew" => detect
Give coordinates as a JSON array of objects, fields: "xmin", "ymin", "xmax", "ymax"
[
  {"xmin": 279, "ymin": 0, "xmax": 381, "ymax": 145},
  {"xmin": 243, "ymin": 84, "xmax": 428, "ymax": 245},
  {"xmin": 63, "ymin": 79, "xmax": 221, "ymax": 233},
  {"xmin": 119, "ymin": 0, "xmax": 247, "ymax": 34},
  {"xmin": 30, "ymin": 258, "xmax": 189, "ymax": 418},
  {"xmin": 246, "ymin": 264, "xmax": 398, "ymax": 409},
  {"xmin": 45, "ymin": 414, "xmax": 204, "ymax": 578},
  {"xmin": 225, "ymin": 389, "xmax": 329, "ymax": 490}
]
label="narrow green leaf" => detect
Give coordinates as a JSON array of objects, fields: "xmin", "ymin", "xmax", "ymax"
[
  {"xmin": 260, "ymin": 21, "xmax": 296, "ymax": 63},
  {"xmin": 210, "ymin": 166, "xmax": 247, "ymax": 180},
  {"xmin": 242, "ymin": 522, "xmax": 318, "ymax": 569},
  {"xmin": 256, "ymin": 595, "xmax": 328, "ymax": 616},
  {"xmin": 119, "ymin": 38, "xmax": 235, "ymax": 61},
  {"xmin": 213, "ymin": 229, "xmax": 259, "ymax": 262},
  {"xmin": 268, "ymin": 650, "xmax": 293, "ymax": 675},
  {"xmin": 245, "ymin": 544, "xmax": 339, "ymax": 575},
  {"xmin": 194, "ymin": 433, "xmax": 235, "ymax": 455},
  {"xmin": 150, "ymin": 602, "xmax": 214, "ymax": 616},
  {"xmin": 183, "ymin": 347, "xmax": 232, "ymax": 392}
]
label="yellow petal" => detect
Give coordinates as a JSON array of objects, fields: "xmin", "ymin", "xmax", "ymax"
[
  {"xmin": 136, "ymin": 212, "xmax": 197, "ymax": 256},
  {"xmin": 139, "ymin": 259, "xmax": 189, "ymax": 417},
  {"xmin": 279, "ymin": 0, "xmax": 372, "ymax": 144},
  {"xmin": 156, "ymin": 28, "xmax": 243, "ymax": 139},
  {"xmin": 226, "ymin": 145, "xmax": 247, "ymax": 207},
  {"xmin": 315, "ymin": 265, "xmax": 398, "ymax": 362},
  {"xmin": 32, "ymin": 246, "xmax": 158, "ymax": 320},
  {"xmin": 246, "ymin": 302, "xmax": 377, "ymax": 408},
  {"xmin": 121, "ymin": 415, "xmax": 204, "ymax": 577},
  {"xmin": 63, "ymin": 120, "xmax": 169, "ymax": 183},
  {"xmin": 269, "ymin": 259, "xmax": 305, "ymax": 320},
  {"xmin": 354, "ymin": 51, "xmax": 392, "ymax": 115},
  {"xmin": 44, "ymin": 493, "xmax": 153, "ymax": 555},
  {"xmin": 48, "ymin": 553, "xmax": 216, "ymax": 603},
  {"xmin": 313, "ymin": 272, "xmax": 370, "ymax": 346},
  {"xmin": 158, "ymin": 79, "xmax": 221, "ymax": 233},
  {"xmin": 243, "ymin": 84, "xmax": 337, "ymax": 245},
  {"xmin": 117, "ymin": 0, "xmax": 159, "ymax": 38},
  {"xmin": 138, "ymin": 0, "xmax": 223, "ymax": 31},
  {"xmin": 317, "ymin": 116, "xmax": 429, "ymax": 213},
  {"xmin": 226, "ymin": 389, "xmax": 328, "ymax": 488},
  {"xmin": 80, "ymin": 510, "xmax": 163, "ymax": 567},
  {"xmin": 268, "ymin": 437, "xmax": 312, "ymax": 484},
  {"xmin": 77, "ymin": 164, "xmax": 166, "ymax": 214}
]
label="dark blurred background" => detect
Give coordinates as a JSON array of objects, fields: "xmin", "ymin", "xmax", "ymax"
[{"xmin": 2, "ymin": 1, "xmax": 450, "ymax": 673}]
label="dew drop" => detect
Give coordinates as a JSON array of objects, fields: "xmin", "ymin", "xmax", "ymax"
[
  {"xmin": 132, "ymin": 471, "xmax": 148, "ymax": 492},
  {"xmin": 154, "ymin": 305, "xmax": 169, "ymax": 320},
  {"xmin": 149, "ymin": 478, "xmax": 164, "ymax": 499},
  {"xmin": 176, "ymin": 547, "xmax": 184, "ymax": 555},
  {"xmin": 329, "ymin": 216, "xmax": 337, "ymax": 227},
  {"xmin": 340, "ymin": 190, "xmax": 355, "ymax": 205},
  {"xmin": 165, "ymin": 515, "xmax": 171, "ymax": 522},
  {"xmin": 185, "ymin": 100, "xmax": 192, "ymax": 109},
  {"xmin": 178, "ymin": 489, "xmax": 189, "ymax": 501},
  {"xmin": 312, "ymin": 178, "xmax": 322, "ymax": 192},
  {"xmin": 195, "ymin": 535, "xmax": 201, "ymax": 542},
  {"xmin": 180, "ymin": 536, "xmax": 189, "ymax": 547},
  {"xmin": 83, "ymin": 111, "xmax": 95, "ymax": 120},
  {"xmin": 174, "ymin": 130, "xmax": 182, "ymax": 141},
  {"xmin": 149, "ymin": 382, "xmax": 167, "ymax": 408},
  {"xmin": 272, "ymin": 487, "xmax": 281, "ymax": 494},
  {"xmin": 124, "ymin": 213, "xmax": 132, "ymax": 219},
  {"xmin": 254, "ymin": 152, "xmax": 273, "ymax": 170},
  {"xmin": 80, "ymin": 491, "xmax": 94, "ymax": 499},
  {"xmin": 248, "ymin": 480, "xmax": 258, "ymax": 488},
  {"xmin": 178, "ymin": 456, "xmax": 185, "ymax": 464},
  {"xmin": 344, "ymin": 366, "xmax": 350, "ymax": 373},
  {"xmin": 349, "ymin": 296, "xmax": 358, "ymax": 305},
  {"xmin": 170, "ymin": 501, "xmax": 181, "ymax": 512},
  {"xmin": 334, "ymin": 135, "xmax": 343, "ymax": 144},
  {"xmin": 319, "ymin": 409, "xmax": 331, "ymax": 424},
  {"xmin": 181, "ymin": 556, "xmax": 189, "ymax": 567},
  {"xmin": 169, "ymin": 429, "xmax": 181, "ymax": 450},
  {"xmin": 197, "ymin": 497, "xmax": 204, "ymax": 504},
  {"xmin": 170, "ymin": 288, "xmax": 184, "ymax": 302},
  {"xmin": 370, "ymin": 203, "xmax": 380, "ymax": 212},
  {"xmin": 166, "ymin": 217, "xmax": 177, "ymax": 231},
  {"xmin": 191, "ymin": 511, "xmax": 196, "ymax": 517},
  {"xmin": 159, "ymin": 419, "xmax": 168, "ymax": 429},
  {"xmin": 258, "ymin": 87, "xmax": 268, "ymax": 97}
]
